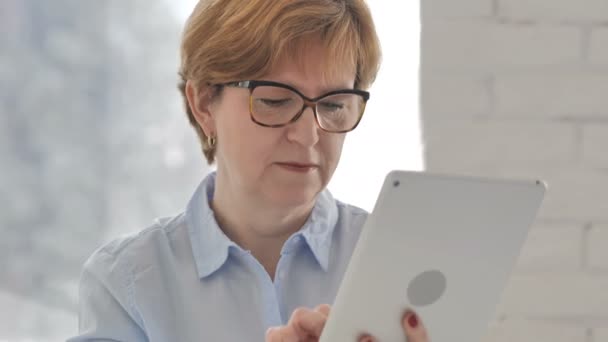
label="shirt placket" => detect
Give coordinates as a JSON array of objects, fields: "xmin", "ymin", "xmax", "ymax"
[
  {"xmin": 274, "ymin": 234, "xmax": 303, "ymax": 323},
  {"xmin": 240, "ymin": 250, "xmax": 283, "ymax": 330}
]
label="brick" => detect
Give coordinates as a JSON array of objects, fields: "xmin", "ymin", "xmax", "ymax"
[
  {"xmin": 496, "ymin": 274, "xmax": 608, "ymax": 316},
  {"xmin": 519, "ymin": 167, "xmax": 608, "ymax": 221},
  {"xmin": 499, "ymin": 0, "xmax": 608, "ymax": 22},
  {"xmin": 589, "ymin": 224, "xmax": 608, "ymax": 271},
  {"xmin": 583, "ymin": 125, "xmax": 608, "ymax": 168},
  {"xmin": 514, "ymin": 222, "xmax": 583, "ymax": 272},
  {"xmin": 482, "ymin": 319, "xmax": 586, "ymax": 342},
  {"xmin": 518, "ymin": 166, "xmax": 607, "ymax": 221},
  {"xmin": 596, "ymin": 328, "xmax": 608, "ymax": 342},
  {"xmin": 422, "ymin": 0, "xmax": 493, "ymax": 19},
  {"xmin": 589, "ymin": 28, "xmax": 608, "ymax": 66},
  {"xmin": 422, "ymin": 22, "xmax": 581, "ymax": 70},
  {"xmin": 495, "ymin": 73, "xmax": 608, "ymax": 118},
  {"xmin": 424, "ymin": 121, "xmax": 577, "ymax": 168},
  {"xmin": 421, "ymin": 75, "xmax": 490, "ymax": 118}
]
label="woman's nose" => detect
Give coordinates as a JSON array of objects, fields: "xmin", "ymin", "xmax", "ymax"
[{"xmin": 285, "ymin": 106, "xmax": 320, "ymax": 147}]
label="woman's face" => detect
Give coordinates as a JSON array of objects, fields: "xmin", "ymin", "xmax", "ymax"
[{"xmin": 207, "ymin": 43, "xmax": 355, "ymax": 207}]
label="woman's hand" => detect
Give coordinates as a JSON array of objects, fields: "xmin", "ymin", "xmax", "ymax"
[
  {"xmin": 358, "ymin": 310, "xmax": 429, "ymax": 342},
  {"xmin": 265, "ymin": 304, "xmax": 331, "ymax": 342},
  {"xmin": 265, "ymin": 305, "xmax": 430, "ymax": 342}
]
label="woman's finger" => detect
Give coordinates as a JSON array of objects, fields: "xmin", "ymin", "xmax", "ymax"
[
  {"xmin": 357, "ymin": 333, "xmax": 377, "ymax": 342},
  {"xmin": 288, "ymin": 307, "xmax": 328, "ymax": 338},
  {"xmin": 265, "ymin": 325, "xmax": 298, "ymax": 342},
  {"xmin": 314, "ymin": 304, "xmax": 331, "ymax": 317},
  {"xmin": 402, "ymin": 310, "xmax": 430, "ymax": 342}
]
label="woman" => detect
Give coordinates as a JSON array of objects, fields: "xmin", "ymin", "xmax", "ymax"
[{"xmin": 69, "ymin": 0, "xmax": 429, "ymax": 341}]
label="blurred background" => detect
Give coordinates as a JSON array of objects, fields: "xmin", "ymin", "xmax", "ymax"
[
  {"xmin": 1, "ymin": 0, "xmax": 420, "ymax": 340},
  {"xmin": 1, "ymin": 1, "xmax": 209, "ymax": 340},
  {"xmin": 2, "ymin": 0, "xmax": 607, "ymax": 341}
]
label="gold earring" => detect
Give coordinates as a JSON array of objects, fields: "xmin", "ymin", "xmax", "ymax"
[{"xmin": 207, "ymin": 135, "xmax": 216, "ymax": 148}]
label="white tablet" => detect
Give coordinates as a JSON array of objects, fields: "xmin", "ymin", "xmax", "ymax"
[{"xmin": 319, "ymin": 170, "xmax": 546, "ymax": 342}]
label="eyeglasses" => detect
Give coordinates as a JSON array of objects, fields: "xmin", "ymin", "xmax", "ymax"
[{"xmin": 221, "ymin": 80, "xmax": 370, "ymax": 133}]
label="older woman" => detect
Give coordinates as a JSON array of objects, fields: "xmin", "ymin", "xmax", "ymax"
[{"xmin": 69, "ymin": 0, "xmax": 429, "ymax": 341}]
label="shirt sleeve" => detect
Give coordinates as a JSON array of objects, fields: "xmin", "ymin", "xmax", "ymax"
[{"xmin": 66, "ymin": 247, "xmax": 148, "ymax": 342}]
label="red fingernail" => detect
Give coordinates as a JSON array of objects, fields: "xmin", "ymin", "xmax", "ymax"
[{"xmin": 407, "ymin": 313, "xmax": 419, "ymax": 328}]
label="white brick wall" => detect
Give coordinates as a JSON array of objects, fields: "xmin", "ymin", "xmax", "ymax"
[
  {"xmin": 588, "ymin": 224, "xmax": 608, "ymax": 271},
  {"xmin": 421, "ymin": 75, "xmax": 490, "ymax": 118},
  {"xmin": 423, "ymin": 22, "xmax": 581, "ymax": 71},
  {"xmin": 497, "ymin": 274, "xmax": 608, "ymax": 316},
  {"xmin": 596, "ymin": 328, "xmax": 608, "ymax": 341},
  {"xmin": 589, "ymin": 28, "xmax": 608, "ymax": 65},
  {"xmin": 499, "ymin": 0, "xmax": 608, "ymax": 23},
  {"xmin": 422, "ymin": 0, "xmax": 608, "ymax": 340},
  {"xmin": 422, "ymin": 0, "xmax": 493, "ymax": 19},
  {"xmin": 424, "ymin": 121, "xmax": 577, "ymax": 166},
  {"xmin": 495, "ymin": 73, "xmax": 608, "ymax": 118},
  {"xmin": 583, "ymin": 126, "xmax": 608, "ymax": 168},
  {"xmin": 484, "ymin": 319, "xmax": 587, "ymax": 342},
  {"xmin": 515, "ymin": 222, "xmax": 583, "ymax": 272}
]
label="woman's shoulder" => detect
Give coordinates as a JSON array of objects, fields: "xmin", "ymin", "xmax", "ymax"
[
  {"xmin": 82, "ymin": 212, "xmax": 189, "ymax": 280},
  {"xmin": 335, "ymin": 199, "xmax": 369, "ymax": 218},
  {"xmin": 332, "ymin": 192, "xmax": 369, "ymax": 222},
  {"xmin": 332, "ymin": 198, "xmax": 370, "ymax": 235}
]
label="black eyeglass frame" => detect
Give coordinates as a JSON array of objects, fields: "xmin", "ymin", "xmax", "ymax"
[{"xmin": 220, "ymin": 80, "xmax": 370, "ymax": 133}]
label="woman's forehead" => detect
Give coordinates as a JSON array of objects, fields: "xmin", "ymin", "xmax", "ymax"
[
  {"xmin": 262, "ymin": 67, "xmax": 356, "ymax": 97},
  {"xmin": 263, "ymin": 41, "xmax": 357, "ymax": 93}
]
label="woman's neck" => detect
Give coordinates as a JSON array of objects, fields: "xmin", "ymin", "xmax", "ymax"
[{"xmin": 210, "ymin": 175, "xmax": 315, "ymax": 279}]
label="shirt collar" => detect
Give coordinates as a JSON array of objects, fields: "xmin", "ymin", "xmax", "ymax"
[
  {"xmin": 186, "ymin": 171, "xmax": 339, "ymax": 279},
  {"xmin": 294, "ymin": 189, "xmax": 339, "ymax": 271},
  {"xmin": 186, "ymin": 172, "xmax": 237, "ymax": 279}
]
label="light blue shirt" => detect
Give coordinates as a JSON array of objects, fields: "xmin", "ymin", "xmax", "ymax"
[{"xmin": 68, "ymin": 172, "xmax": 368, "ymax": 341}]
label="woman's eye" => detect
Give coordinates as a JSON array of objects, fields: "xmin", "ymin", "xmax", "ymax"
[
  {"xmin": 260, "ymin": 98, "xmax": 291, "ymax": 106},
  {"xmin": 319, "ymin": 102, "xmax": 344, "ymax": 111}
]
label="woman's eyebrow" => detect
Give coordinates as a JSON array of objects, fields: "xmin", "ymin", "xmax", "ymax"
[{"xmin": 264, "ymin": 78, "xmax": 354, "ymax": 96}]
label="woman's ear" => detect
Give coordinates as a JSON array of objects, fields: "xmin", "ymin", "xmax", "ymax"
[{"xmin": 185, "ymin": 80, "xmax": 216, "ymax": 136}]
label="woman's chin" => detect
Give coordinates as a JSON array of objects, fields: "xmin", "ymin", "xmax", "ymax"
[{"xmin": 265, "ymin": 186, "xmax": 320, "ymax": 208}]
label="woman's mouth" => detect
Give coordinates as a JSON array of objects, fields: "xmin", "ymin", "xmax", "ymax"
[{"xmin": 275, "ymin": 162, "xmax": 319, "ymax": 173}]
